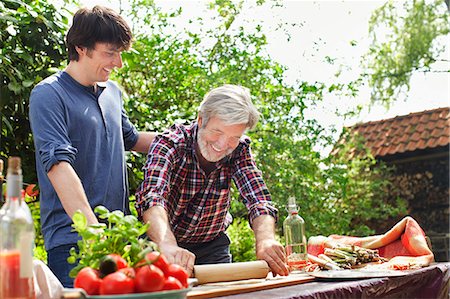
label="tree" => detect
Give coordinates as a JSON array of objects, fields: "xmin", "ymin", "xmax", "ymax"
[
  {"xmin": 0, "ymin": 0, "xmax": 410, "ymax": 262},
  {"xmin": 114, "ymin": 0, "xmax": 404, "ymax": 240},
  {"xmin": 363, "ymin": 0, "xmax": 449, "ymax": 106},
  {"xmin": 0, "ymin": 0, "xmax": 71, "ymax": 184},
  {"xmin": 0, "ymin": 0, "xmax": 73, "ymax": 260}
]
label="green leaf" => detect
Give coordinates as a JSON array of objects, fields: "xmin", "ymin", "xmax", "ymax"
[
  {"xmin": 94, "ymin": 205, "xmax": 109, "ymax": 215},
  {"xmin": 8, "ymin": 81, "xmax": 22, "ymax": 94},
  {"xmin": 72, "ymin": 211, "xmax": 87, "ymax": 231},
  {"xmin": 22, "ymin": 80, "xmax": 34, "ymax": 87}
]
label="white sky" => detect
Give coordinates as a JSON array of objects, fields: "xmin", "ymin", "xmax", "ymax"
[{"xmin": 78, "ymin": 0, "xmax": 450, "ymax": 130}]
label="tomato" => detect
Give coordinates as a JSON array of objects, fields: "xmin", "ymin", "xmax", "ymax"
[
  {"xmin": 166, "ymin": 264, "xmax": 189, "ymax": 288},
  {"xmin": 108, "ymin": 253, "xmax": 128, "ymax": 270},
  {"xmin": 25, "ymin": 184, "xmax": 39, "ymax": 197},
  {"xmin": 119, "ymin": 267, "xmax": 135, "ymax": 278},
  {"xmin": 136, "ymin": 251, "xmax": 170, "ymax": 275},
  {"xmin": 74, "ymin": 267, "xmax": 102, "ymax": 295},
  {"xmin": 100, "ymin": 271, "xmax": 134, "ymax": 295},
  {"xmin": 162, "ymin": 276, "xmax": 183, "ymax": 290},
  {"xmin": 134, "ymin": 264, "xmax": 165, "ymax": 293},
  {"xmin": 99, "ymin": 254, "xmax": 129, "ymax": 277}
]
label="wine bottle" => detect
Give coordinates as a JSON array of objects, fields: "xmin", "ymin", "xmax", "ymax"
[{"xmin": 0, "ymin": 157, "xmax": 35, "ymax": 299}]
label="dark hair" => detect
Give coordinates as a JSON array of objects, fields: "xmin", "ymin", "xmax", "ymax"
[{"xmin": 66, "ymin": 6, "xmax": 133, "ymax": 61}]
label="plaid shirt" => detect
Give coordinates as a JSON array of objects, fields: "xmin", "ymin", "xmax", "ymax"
[{"xmin": 135, "ymin": 122, "xmax": 278, "ymax": 244}]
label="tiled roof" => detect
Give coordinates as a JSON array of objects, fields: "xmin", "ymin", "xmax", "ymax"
[{"xmin": 349, "ymin": 107, "xmax": 449, "ymax": 157}]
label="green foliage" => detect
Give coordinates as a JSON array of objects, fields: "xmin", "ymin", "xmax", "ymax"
[
  {"xmin": 0, "ymin": 0, "xmax": 73, "ymax": 261},
  {"xmin": 1, "ymin": 0, "xmax": 416, "ymax": 263},
  {"xmin": 226, "ymin": 218, "xmax": 256, "ymax": 262},
  {"xmin": 364, "ymin": 0, "xmax": 449, "ymax": 106},
  {"xmin": 68, "ymin": 206, "xmax": 157, "ymax": 277},
  {"xmin": 0, "ymin": 0, "xmax": 71, "ymax": 184},
  {"xmin": 117, "ymin": 0, "xmax": 407, "ymax": 245}
]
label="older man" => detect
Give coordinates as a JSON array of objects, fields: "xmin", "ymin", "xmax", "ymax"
[{"xmin": 136, "ymin": 84, "xmax": 288, "ymax": 276}]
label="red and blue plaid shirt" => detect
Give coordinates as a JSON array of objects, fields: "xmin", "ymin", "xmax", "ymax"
[{"xmin": 135, "ymin": 122, "xmax": 278, "ymax": 244}]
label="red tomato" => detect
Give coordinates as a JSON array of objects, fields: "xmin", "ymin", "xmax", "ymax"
[
  {"xmin": 162, "ymin": 276, "xmax": 183, "ymax": 290},
  {"xmin": 100, "ymin": 271, "xmax": 134, "ymax": 295},
  {"xmin": 108, "ymin": 253, "xmax": 128, "ymax": 270},
  {"xmin": 134, "ymin": 264, "xmax": 165, "ymax": 293},
  {"xmin": 166, "ymin": 264, "xmax": 189, "ymax": 288},
  {"xmin": 25, "ymin": 184, "xmax": 39, "ymax": 197},
  {"xmin": 137, "ymin": 251, "xmax": 170, "ymax": 275},
  {"xmin": 119, "ymin": 267, "xmax": 135, "ymax": 278},
  {"xmin": 74, "ymin": 267, "xmax": 102, "ymax": 295}
]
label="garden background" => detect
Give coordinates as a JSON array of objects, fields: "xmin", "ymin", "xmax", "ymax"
[{"xmin": 1, "ymin": 0, "xmax": 448, "ymax": 262}]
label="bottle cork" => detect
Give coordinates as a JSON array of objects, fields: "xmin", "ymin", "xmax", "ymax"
[{"xmin": 7, "ymin": 157, "xmax": 22, "ymax": 175}]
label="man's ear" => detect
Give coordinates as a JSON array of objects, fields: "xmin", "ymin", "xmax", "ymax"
[
  {"xmin": 198, "ymin": 116, "xmax": 203, "ymax": 128},
  {"xmin": 75, "ymin": 46, "xmax": 87, "ymax": 57}
]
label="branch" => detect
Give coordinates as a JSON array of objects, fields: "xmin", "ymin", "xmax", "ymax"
[{"xmin": 361, "ymin": 65, "xmax": 449, "ymax": 80}]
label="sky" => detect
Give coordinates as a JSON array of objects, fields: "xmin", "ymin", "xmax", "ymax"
[{"xmin": 78, "ymin": 0, "xmax": 449, "ymax": 130}]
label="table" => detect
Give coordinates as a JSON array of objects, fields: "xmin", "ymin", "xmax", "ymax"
[{"xmin": 197, "ymin": 263, "xmax": 449, "ymax": 299}]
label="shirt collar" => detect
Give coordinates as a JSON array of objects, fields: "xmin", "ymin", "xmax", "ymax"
[{"xmin": 60, "ymin": 71, "xmax": 106, "ymax": 97}]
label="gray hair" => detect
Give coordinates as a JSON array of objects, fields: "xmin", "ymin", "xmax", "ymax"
[{"xmin": 198, "ymin": 84, "xmax": 260, "ymax": 130}]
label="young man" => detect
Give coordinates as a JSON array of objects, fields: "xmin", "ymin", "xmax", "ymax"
[
  {"xmin": 29, "ymin": 6, "xmax": 155, "ymax": 287},
  {"xmin": 135, "ymin": 84, "xmax": 289, "ymax": 277}
]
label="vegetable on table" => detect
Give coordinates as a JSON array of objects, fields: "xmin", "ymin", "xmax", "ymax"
[{"xmin": 68, "ymin": 206, "xmax": 189, "ymax": 295}]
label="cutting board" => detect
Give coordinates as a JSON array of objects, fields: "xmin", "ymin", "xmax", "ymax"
[{"xmin": 187, "ymin": 272, "xmax": 315, "ymax": 299}]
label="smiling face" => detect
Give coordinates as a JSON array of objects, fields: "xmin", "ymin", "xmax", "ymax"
[
  {"xmin": 197, "ymin": 116, "xmax": 247, "ymax": 162},
  {"xmin": 77, "ymin": 42, "xmax": 123, "ymax": 85}
]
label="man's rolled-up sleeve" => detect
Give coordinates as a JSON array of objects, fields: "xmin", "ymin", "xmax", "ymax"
[
  {"xmin": 121, "ymin": 106, "xmax": 139, "ymax": 151},
  {"xmin": 29, "ymin": 84, "xmax": 78, "ymax": 172},
  {"xmin": 135, "ymin": 137, "xmax": 175, "ymax": 220},
  {"xmin": 232, "ymin": 140, "xmax": 278, "ymax": 225}
]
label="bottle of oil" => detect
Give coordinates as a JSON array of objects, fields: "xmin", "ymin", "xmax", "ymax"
[
  {"xmin": 0, "ymin": 157, "xmax": 35, "ymax": 299},
  {"xmin": 283, "ymin": 196, "xmax": 307, "ymax": 271}
]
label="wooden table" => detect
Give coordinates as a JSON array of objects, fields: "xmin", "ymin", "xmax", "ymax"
[{"xmin": 188, "ymin": 263, "xmax": 450, "ymax": 299}]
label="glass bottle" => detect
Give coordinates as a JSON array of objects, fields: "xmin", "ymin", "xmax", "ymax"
[
  {"xmin": 0, "ymin": 157, "xmax": 35, "ymax": 299},
  {"xmin": 0, "ymin": 159, "xmax": 4, "ymax": 205},
  {"xmin": 283, "ymin": 196, "xmax": 307, "ymax": 271}
]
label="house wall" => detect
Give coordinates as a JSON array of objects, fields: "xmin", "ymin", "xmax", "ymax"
[{"xmin": 381, "ymin": 151, "xmax": 449, "ymax": 262}]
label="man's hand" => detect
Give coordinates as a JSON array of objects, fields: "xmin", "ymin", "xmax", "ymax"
[
  {"xmin": 142, "ymin": 206, "xmax": 196, "ymax": 276},
  {"xmin": 252, "ymin": 215, "xmax": 289, "ymax": 276},
  {"xmin": 159, "ymin": 243, "xmax": 196, "ymax": 277},
  {"xmin": 256, "ymin": 238, "xmax": 289, "ymax": 276}
]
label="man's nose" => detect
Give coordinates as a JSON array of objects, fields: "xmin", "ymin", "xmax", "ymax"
[
  {"xmin": 215, "ymin": 135, "xmax": 228, "ymax": 149},
  {"xmin": 114, "ymin": 53, "xmax": 123, "ymax": 68}
]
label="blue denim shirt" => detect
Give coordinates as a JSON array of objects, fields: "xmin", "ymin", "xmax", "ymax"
[{"xmin": 29, "ymin": 71, "xmax": 139, "ymax": 250}]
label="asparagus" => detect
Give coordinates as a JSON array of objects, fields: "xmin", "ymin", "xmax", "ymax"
[{"xmin": 322, "ymin": 242, "xmax": 385, "ymax": 268}]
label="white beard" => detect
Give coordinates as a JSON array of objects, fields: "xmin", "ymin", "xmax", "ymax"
[{"xmin": 197, "ymin": 128, "xmax": 233, "ymax": 162}]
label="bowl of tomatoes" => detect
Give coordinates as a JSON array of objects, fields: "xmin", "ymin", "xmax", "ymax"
[
  {"xmin": 67, "ymin": 207, "xmax": 192, "ymax": 298},
  {"xmin": 82, "ymin": 288, "xmax": 191, "ymax": 299},
  {"xmin": 71, "ymin": 251, "xmax": 190, "ymax": 298}
]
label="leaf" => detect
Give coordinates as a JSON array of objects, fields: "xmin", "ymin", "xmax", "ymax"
[
  {"xmin": 8, "ymin": 81, "xmax": 22, "ymax": 94},
  {"xmin": 72, "ymin": 211, "xmax": 87, "ymax": 231},
  {"xmin": 94, "ymin": 205, "xmax": 109, "ymax": 216},
  {"xmin": 22, "ymin": 80, "xmax": 34, "ymax": 87}
]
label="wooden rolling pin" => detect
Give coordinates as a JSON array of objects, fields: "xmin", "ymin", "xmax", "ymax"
[{"xmin": 193, "ymin": 261, "xmax": 271, "ymax": 284}]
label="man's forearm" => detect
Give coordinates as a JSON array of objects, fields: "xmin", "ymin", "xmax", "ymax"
[
  {"xmin": 132, "ymin": 132, "xmax": 158, "ymax": 153},
  {"xmin": 47, "ymin": 161, "xmax": 98, "ymax": 224},
  {"xmin": 252, "ymin": 214, "xmax": 289, "ymax": 276},
  {"xmin": 143, "ymin": 205, "xmax": 178, "ymax": 246},
  {"xmin": 252, "ymin": 214, "xmax": 277, "ymax": 243},
  {"xmin": 143, "ymin": 205, "xmax": 196, "ymax": 274}
]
